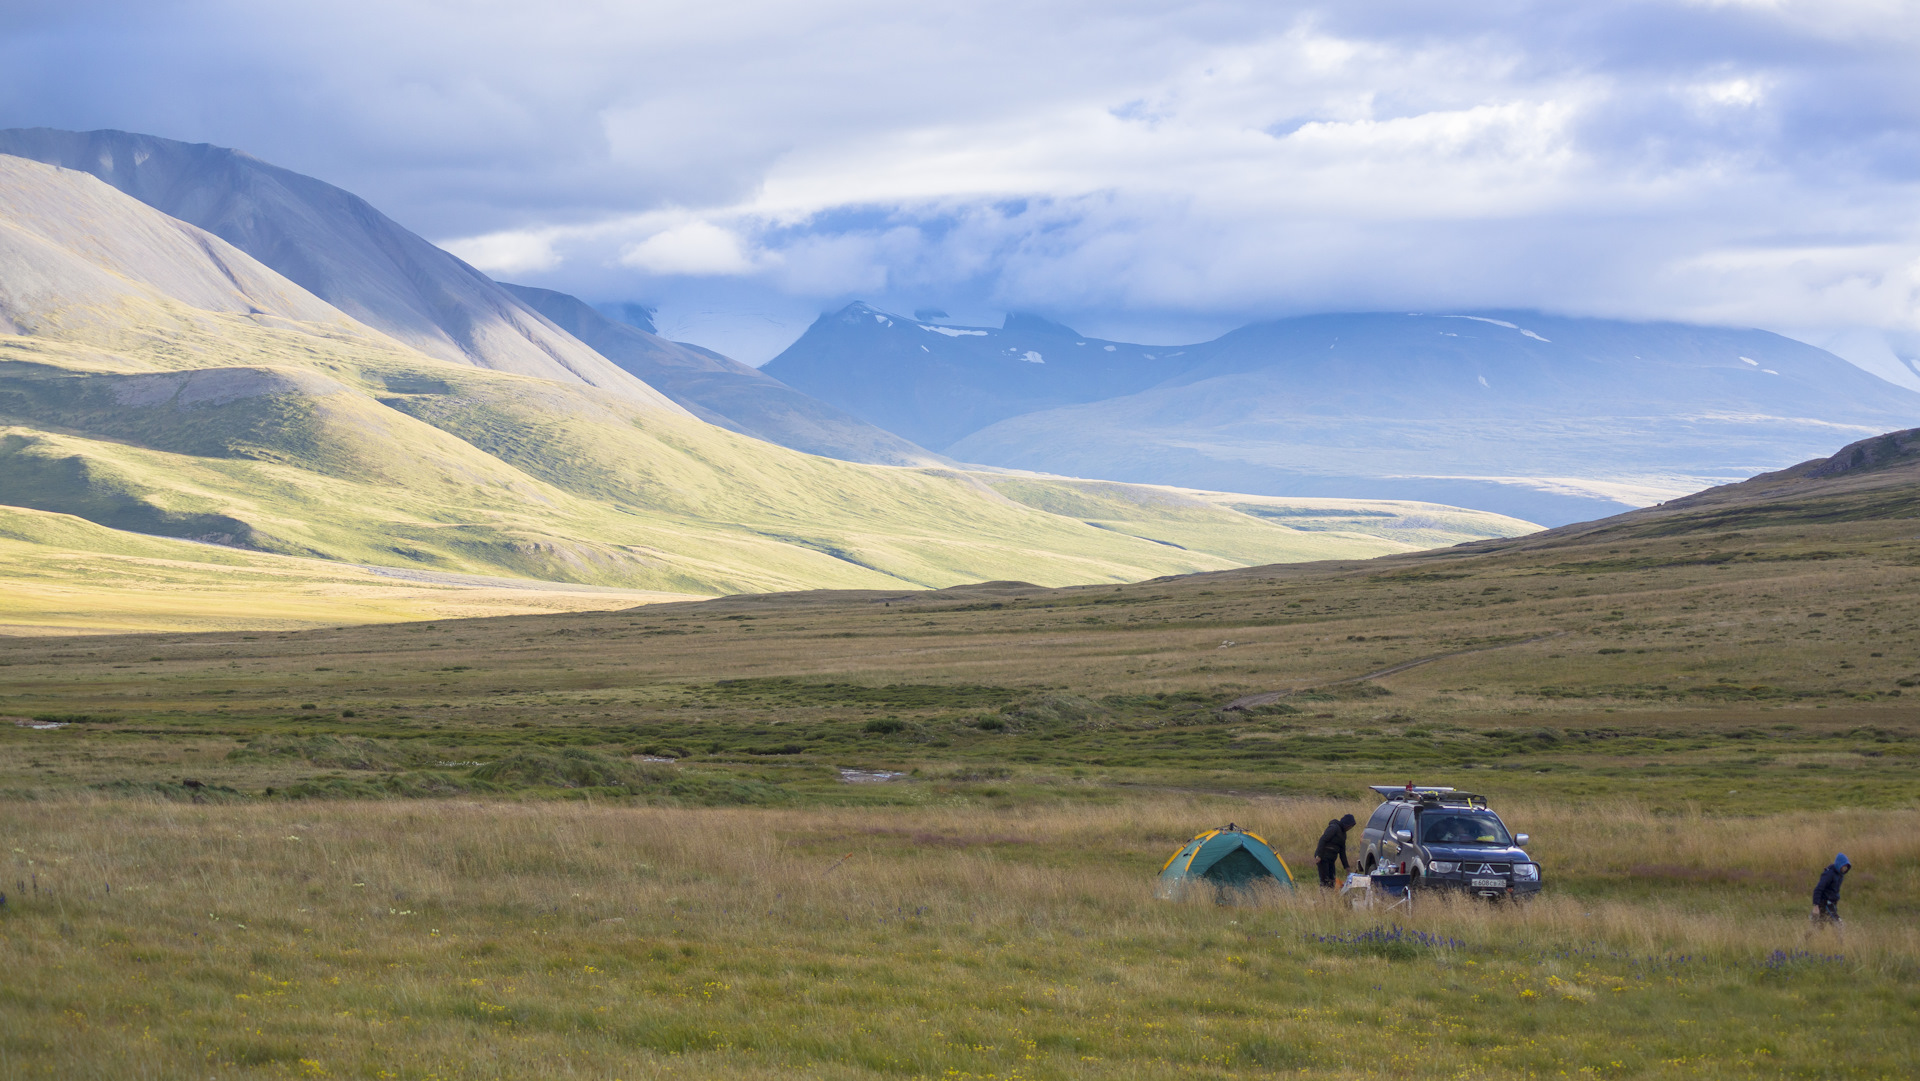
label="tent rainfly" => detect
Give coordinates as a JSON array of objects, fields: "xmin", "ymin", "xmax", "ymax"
[{"xmin": 1156, "ymin": 824, "xmax": 1294, "ymax": 900}]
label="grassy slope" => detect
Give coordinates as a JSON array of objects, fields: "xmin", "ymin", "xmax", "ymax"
[
  {"xmin": 0, "ymin": 298, "xmax": 1533, "ymax": 629},
  {"xmin": 0, "ymin": 505, "xmax": 696, "ymax": 635},
  {"xmin": 3, "ymin": 437, "xmax": 1920, "ymax": 1077},
  {"xmin": 984, "ymin": 476, "xmax": 1536, "ymax": 564},
  {"xmin": 0, "ymin": 321, "xmax": 1534, "ymax": 630}
]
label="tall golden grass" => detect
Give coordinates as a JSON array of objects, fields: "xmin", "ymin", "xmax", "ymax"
[{"xmin": 4, "ymin": 796, "xmax": 1914, "ymax": 1078}]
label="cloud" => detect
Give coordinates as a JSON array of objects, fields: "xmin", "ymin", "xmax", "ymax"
[
  {"xmin": 2, "ymin": 0, "xmax": 1919, "ymax": 360},
  {"xmin": 619, "ymin": 221, "xmax": 760, "ymax": 276},
  {"xmin": 443, "ymin": 230, "xmax": 563, "ymax": 275}
]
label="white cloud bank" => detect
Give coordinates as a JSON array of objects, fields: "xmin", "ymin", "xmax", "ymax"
[
  {"xmin": 619, "ymin": 222, "xmax": 761, "ymax": 276},
  {"xmin": 3, "ymin": 0, "xmax": 1918, "ymax": 359}
]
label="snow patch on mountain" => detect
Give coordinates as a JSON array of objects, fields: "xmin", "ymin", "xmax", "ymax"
[{"xmin": 1447, "ymin": 314, "xmax": 1549, "ymax": 342}]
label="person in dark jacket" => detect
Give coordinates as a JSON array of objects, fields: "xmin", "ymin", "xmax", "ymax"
[
  {"xmin": 1811, "ymin": 853, "xmax": 1850, "ymax": 924},
  {"xmin": 1315, "ymin": 814, "xmax": 1357, "ymax": 887}
]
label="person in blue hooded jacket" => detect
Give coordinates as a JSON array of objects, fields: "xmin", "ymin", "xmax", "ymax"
[{"xmin": 1811, "ymin": 853, "xmax": 1850, "ymax": 924}]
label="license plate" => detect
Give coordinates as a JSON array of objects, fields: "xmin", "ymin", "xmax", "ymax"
[{"xmin": 1470, "ymin": 878, "xmax": 1506, "ymax": 888}]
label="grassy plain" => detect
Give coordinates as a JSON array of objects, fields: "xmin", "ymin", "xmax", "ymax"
[
  {"xmin": 5, "ymin": 446, "xmax": 1920, "ymax": 1077},
  {"xmin": 3, "ymin": 799, "xmax": 1913, "ymax": 1081}
]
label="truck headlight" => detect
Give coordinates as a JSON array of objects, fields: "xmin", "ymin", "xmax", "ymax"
[
  {"xmin": 1427, "ymin": 861, "xmax": 1459, "ymax": 874},
  {"xmin": 1513, "ymin": 863, "xmax": 1539, "ymax": 881}
]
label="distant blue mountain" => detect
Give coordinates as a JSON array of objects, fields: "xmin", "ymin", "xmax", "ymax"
[
  {"xmin": 503, "ymin": 286, "xmax": 941, "ymax": 466},
  {"xmin": 763, "ymin": 303, "xmax": 1213, "ymax": 449},
  {"xmin": 763, "ymin": 304, "xmax": 1920, "ymax": 524}
]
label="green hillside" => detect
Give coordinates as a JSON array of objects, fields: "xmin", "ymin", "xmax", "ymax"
[
  {"xmin": 984, "ymin": 477, "xmax": 1533, "ymax": 565},
  {"xmin": 0, "ymin": 155, "xmax": 1535, "ymax": 631},
  {"xmin": 0, "ymin": 504, "xmax": 690, "ymax": 635},
  {"xmin": 0, "ymin": 318, "xmax": 1248, "ymax": 595},
  {"xmin": 0, "ymin": 308, "xmax": 1528, "ymax": 611}
]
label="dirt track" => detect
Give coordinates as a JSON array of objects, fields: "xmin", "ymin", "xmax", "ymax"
[{"xmin": 1221, "ymin": 630, "xmax": 1566, "ymax": 711}]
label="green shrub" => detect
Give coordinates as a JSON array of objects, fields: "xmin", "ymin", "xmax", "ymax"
[
  {"xmin": 471, "ymin": 748, "xmax": 664, "ymax": 788},
  {"xmin": 90, "ymin": 779, "xmax": 248, "ymax": 803},
  {"xmin": 276, "ymin": 772, "xmax": 475, "ymax": 800},
  {"xmin": 228, "ymin": 735, "xmax": 403, "ymax": 771},
  {"xmin": 701, "ymin": 678, "xmax": 1017, "ymax": 709},
  {"xmin": 1002, "ymin": 694, "xmax": 1106, "ymax": 724}
]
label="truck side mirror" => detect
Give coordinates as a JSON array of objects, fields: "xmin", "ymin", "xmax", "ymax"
[
  {"xmin": 1514, "ymin": 834, "xmax": 1530, "ymax": 847},
  {"xmin": 1394, "ymin": 829, "xmax": 1413, "ymax": 842}
]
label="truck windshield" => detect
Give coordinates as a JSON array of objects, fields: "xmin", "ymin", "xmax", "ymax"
[{"xmin": 1420, "ymin": 813, "xmax": 1512, "ymax": 846}]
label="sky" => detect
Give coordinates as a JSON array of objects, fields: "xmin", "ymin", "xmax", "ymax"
[{"xmin": 2, "ymin": 0, "xmax": 1918, "ymax": 368}]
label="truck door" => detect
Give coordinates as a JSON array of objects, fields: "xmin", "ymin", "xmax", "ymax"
[
  {"xmin": 1363, "ymin": 803, "xmax": 1396, "ymax": 866},
  {"xmin": 1385, "ymin": 805, "xmax": 1414, "ymax": 864}
]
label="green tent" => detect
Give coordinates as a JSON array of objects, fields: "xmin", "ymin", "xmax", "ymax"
[{"xmin": 1155, "ymin": 825, "xmax": 1295, "ymax": 900}]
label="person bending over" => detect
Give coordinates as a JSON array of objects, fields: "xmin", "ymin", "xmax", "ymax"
[{"xmin": 1315, "ymin": 814, "xmax": 1356, "ymax": 888}]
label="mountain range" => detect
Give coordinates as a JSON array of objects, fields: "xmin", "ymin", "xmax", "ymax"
[
  {"xmin": 497, "ymin": 284, "xmax": 940, "ymax": 466},
  {"xmin": 0, "ymin": 127, "xmax": 944, "ymax": 467},
  {"xmin": 764, "ymin": 304, "xmax": 1920, "ymax": 524},
  {"xmin": 0, "ymin": 130, "xmax": 1533, "ymax": 630}
]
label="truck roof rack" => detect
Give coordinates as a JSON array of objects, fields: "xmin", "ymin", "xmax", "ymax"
[{"xmin": 1368, "ymin": 784, "xmax": 1488, "ymax": 808}]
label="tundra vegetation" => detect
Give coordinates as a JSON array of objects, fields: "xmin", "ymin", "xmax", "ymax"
[{"xmin": 5, "ymin": 444, "xmax": 1920, "ymax": 1078}]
